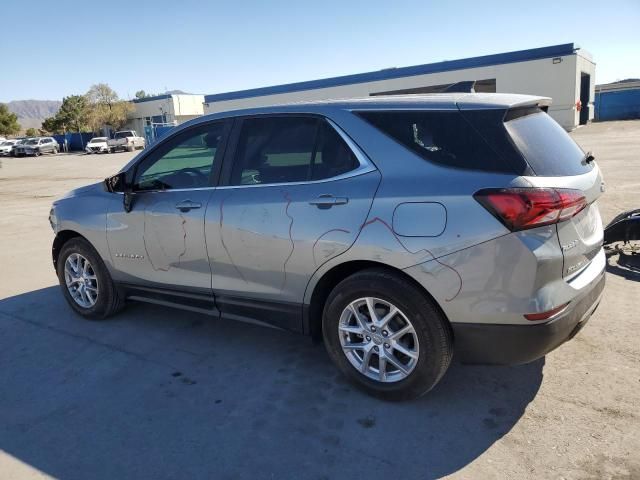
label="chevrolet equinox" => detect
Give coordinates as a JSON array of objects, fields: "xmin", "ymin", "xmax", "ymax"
[{"xmin": 50, "ymin": 94, "xmax": 606, "ymax": 400}]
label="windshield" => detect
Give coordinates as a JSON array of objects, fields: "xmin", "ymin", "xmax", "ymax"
[
  {"xmin": 90, "ymin": 138, "xmax": 107, "ymax": 143},
  {"xmin": 26, "ymin": 139, "xmax": 38, "ymax": 145},
  {"xmin": 115, "ymin": 131, "xmax": 133, "ymax": 139}
]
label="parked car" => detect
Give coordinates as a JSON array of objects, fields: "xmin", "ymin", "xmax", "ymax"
[
  {"xmin": 0, "ymin": 139, "xmax": 19, "ymax": 156},
  {"xmin": 107, "ymin": 130, "xmax": 145, "ymax": 153},
  {"xmin": 14, "ymin": 137, "xmax": 59, "ymax": 157},
  {"xmin": 9, "ymin": 138, "xmax": 28, "ymax": 156},
  {"xmin": 49, "ymin": 94, "xmax": 605, "ymax": 400},
  {"xmin": 85, "ymin": 137, "xmax": 110, "ymax": 154}
]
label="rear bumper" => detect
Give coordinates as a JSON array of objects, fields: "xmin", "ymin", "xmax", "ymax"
[{"xmin": 452, "ymin": 270, "xmax": 605, "ymax": 365}]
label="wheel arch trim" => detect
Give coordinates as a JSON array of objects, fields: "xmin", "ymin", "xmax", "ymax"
[
  {"xmin": 52, "ymin": 230, "xmax": 93, "ymax": 270},
  {"xmin": 302, "ymin": 259, "xmax": 451, "ymax": 339}
]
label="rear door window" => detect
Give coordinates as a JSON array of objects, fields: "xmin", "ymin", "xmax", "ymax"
[
  {"xmin": 229, "ymin": 116, "xmax": 360, "ymax": 185},
  {"xmin": 356, "ymin": 110, "xmax": 515, "ymax": 173},
  {"xmin": 504, "ymin": 110, "xmax": 592, "ymax": 176},
  {"xmin": 311, "ymin": 121, "xmax": 359, "ymax": 181}
]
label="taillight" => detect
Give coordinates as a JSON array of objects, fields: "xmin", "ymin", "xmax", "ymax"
[
  {"xmin": 556, "ymin": 189, "xmax": 588, "ymax": 221},
  {"xmin": 474, "ymin": 188, "xmax": 587, "ymax": 231},
  {"xmin": 524, "ymin": 302, "xmax": 570, "ymax": 321}
]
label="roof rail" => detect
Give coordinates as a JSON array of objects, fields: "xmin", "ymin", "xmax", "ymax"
[{"xmin": 443, "ymin": 81, "xmax": 476, "ymax": 93}]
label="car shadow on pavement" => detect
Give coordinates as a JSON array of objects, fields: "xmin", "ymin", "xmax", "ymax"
[
  {"xmin": 606, "ymin": 252, "xmax": 640, "ymax": 281},
  {"xmin": 0, "ymin": 286, "xmax": 544, "ymax": 480}
]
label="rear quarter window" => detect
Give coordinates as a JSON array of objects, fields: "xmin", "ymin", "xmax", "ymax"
[
  {"xmin": 356, "ymin": 110, "xmax": 516, "ymax": 174},
  {"xmin": 504, "ymin": 110, "xmax": 592, "ymax": 176}
]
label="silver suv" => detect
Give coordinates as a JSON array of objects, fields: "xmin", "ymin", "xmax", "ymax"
[
  {"xmin": 49, "ymin": 94, "xmax": 605, "ymax": 400},
  {"xmin": 14, "ymin": 137, "xmax": 59, "ymax": 156}
]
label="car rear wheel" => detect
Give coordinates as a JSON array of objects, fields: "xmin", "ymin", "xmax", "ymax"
[
  {"xmin": 322, "ymin": 268, "xmax": 452, "ymax": 400},
  {"xmin": 57, "ymin": 237, "xmax": 124, "ymax": 319}
]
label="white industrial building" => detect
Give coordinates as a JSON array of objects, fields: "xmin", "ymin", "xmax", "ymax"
[
  {"xmin": 126, "ymin": 93, "xmax": 205, "ymax": 137},
  {"xmin": 203, "ymin": 43, "xmax": 595, "ymax": 130}
]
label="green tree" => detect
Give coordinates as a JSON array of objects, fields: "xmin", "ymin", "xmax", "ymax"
[
  {"xmin": 135, "ymin": 90, "xmax": 149, "ymax": 99},
  {"xmin": 55, "ymin": 95, "xmax": 91, "ymax": 132},
  {"xmin": 25, "ymin": 127, "xmax": 39, "ymax": 137},
  {"xmin": 41, "ymin": 116, "xmax": 63, "ymax": 134},
  {"xmin": 0, "ymin": 103, "xmax": 21, "ymax": 136}
]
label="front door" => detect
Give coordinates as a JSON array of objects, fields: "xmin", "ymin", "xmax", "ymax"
[
  {"xmin": 106, "ymin": 121, "xmax": 229, "ymax": 295},
  {"xmin": 205, "ymin": 115, "xmax": 381, "ymax": 331}
]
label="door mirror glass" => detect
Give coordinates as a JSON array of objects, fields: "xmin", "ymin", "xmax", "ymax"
[{"xmin": 105, "ymin": 172, "xmax": 129, "ymax": 193}]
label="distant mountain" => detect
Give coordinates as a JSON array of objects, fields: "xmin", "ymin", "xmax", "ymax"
[{"xmin": 6, "ymin": 100, "xmax": 62, "ymax": 131}]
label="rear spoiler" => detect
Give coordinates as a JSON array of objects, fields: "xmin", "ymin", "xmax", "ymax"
[{"xmin": 457, "ymin": 95, "xmax": 552, "ymax": 111}]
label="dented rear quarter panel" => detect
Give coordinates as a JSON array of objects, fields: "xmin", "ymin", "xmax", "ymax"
[{"xmin": 303, "ymin": 110, "xmax": 528, "ymax": 310}]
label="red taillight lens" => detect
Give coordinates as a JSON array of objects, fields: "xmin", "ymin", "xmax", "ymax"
[
  {"xmin": 557, "ymin": 189, "xmax": 587, "ymax": 221},
  {"xmin": 474, "ymin": 188, "xmax": 587, "ymax": 231},
  {"xmin": 524, "ymin": 302, "xmax": 570, "ymax": 321}
]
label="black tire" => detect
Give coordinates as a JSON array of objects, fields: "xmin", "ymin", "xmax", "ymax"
[
  {"xmin": 34, "ymin": 149, "xmax": 41, "ymax": 157},
  {"xmin": 56, "ymin": 237, "xmax": 124, "ymax": 320},
  {"xmin": 322, "ymin": 268, "xmax": 453, "ymax": 401},
  {"xmin": 53, "ymin": 147, "xmax": 58, "ymax": 154}
]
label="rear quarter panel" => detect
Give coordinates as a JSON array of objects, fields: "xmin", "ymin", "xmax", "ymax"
[{"xmin": 303, "ymin": 109, "xmax": 523, "ymax": 306}]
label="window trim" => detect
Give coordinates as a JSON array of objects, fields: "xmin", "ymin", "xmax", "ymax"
[
  {"xmin": 218, "ymin": 113, "xmax": 375, "ymax": 189},
  {"xmin": 128, "ymin": 119, "xmax": 231, "ymax": 193}
]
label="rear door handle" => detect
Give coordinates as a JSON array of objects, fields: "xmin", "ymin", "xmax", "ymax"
[
  {"xmin": 175, "ymin": 200, "xmax": 202, "ymax": 212},
  {"xmin": 309, "ymin": 195, "xmax": 349, "ymax": 209}
]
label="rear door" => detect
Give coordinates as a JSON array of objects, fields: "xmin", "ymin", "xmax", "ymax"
[
  {"xmin": 205, "ymin": 115, "xmax": 380, "ymax": 331},
  {"xmin": 503, "ymin": 109, "xmax": 604, "ymax": 279}
]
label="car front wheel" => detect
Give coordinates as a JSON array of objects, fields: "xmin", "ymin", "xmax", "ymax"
[
  {"xmin": 57, "ymin": 237, "xmax": 124, "ymax": 319},
  {"xmin": 322, "ymin": 268, "xmax": 453, "ymax": 400}
]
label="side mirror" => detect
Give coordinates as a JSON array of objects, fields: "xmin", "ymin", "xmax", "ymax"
[
  {"xmin": 104, "ymin": 172, "xmax": 135, "ymax": 213},
  {"xmin": 105, "ymin": 172, "xmax": 128, "ymax": 193}
]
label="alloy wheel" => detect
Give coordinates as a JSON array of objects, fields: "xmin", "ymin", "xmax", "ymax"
[
  {"xmin": 64, "ymin": 253, "xmax": 99, "ymax": 308},
  {"xmin": 338, "ymin": 297, "xmax": 419, "ymax": 383}
]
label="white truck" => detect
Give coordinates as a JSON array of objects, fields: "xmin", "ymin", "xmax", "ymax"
[{"xmin": 108, "ymin": 130, "xmax": 146, "ymax": 153}]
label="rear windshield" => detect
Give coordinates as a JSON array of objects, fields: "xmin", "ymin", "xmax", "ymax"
[
  {"xmin": 356, "ymin": 110, "xmax": 516, "ymax": 173},
  {"xmin": 115, "ymin": 131, "xmax": 134, "ymax": 139},
  {"xmin": 504, "ymin": 110, "xmax": 592, "ymax": 176}
]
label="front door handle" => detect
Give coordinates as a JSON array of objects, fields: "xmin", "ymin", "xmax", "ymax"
[
  {"xmin": 309, "ymin": 195, "xmax": 349, "ymax": 209},
  {"xmin": 175, "ymin": 200, "xmax": 202, "ymax": 212}
]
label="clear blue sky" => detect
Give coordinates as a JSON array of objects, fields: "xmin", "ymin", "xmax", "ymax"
[{"xmin": 1, "ymin": 0, "xmax": 638, "ymax": 102}]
